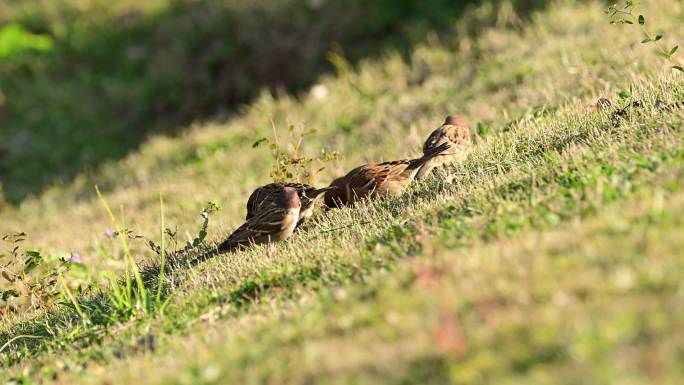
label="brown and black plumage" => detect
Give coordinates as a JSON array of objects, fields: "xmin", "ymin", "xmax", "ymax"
[
  {"xmin": 218, "ymin": 186, "xmax": 301, "ymax": 253},
  {"xmin": 415, "ymin": 115, "xmax": 471, "ymax": 180},
  {"xmin": 324, "ymin": 142, "xmax": 451, "ymax": 208},
  {"xmin": 246, "ymin": 182, "xmax": 333, "ymax": 228}
]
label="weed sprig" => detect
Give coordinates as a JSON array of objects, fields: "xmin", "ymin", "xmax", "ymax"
[
  {"xmin": 606, "ymin": 1, "xmax": 683, "ymax": 71},
  {"xmin": 253, "ymin": 120, "xmax": 342, "ymax": 184}
]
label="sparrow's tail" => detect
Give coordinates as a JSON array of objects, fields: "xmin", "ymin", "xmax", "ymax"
[
  {"xmin": 217, "ymin": 238, "xmax": 239, "ymax": 254},
  {"xmin": 188, "ymin": 239, "xmax": 237, "ymax": 265},
  {"xmin": 408, "ymin": 142, "xmax": 451, "ymax": 171}
]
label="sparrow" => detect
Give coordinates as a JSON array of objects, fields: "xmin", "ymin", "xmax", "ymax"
[
  {"xmin": 655, "ymin": 98, "xmax": 683, "ymax": 112},
  {"xmin": 324, "ymin": 141, "xmax": 451, "ymax": 208},
  {"xmin": 245, "ymin": 182, "xmax": 333, "ymax": 228},
  {"xmin": 595, "ymin": 98, "xmax": 612, "ymax": 111},
  {"xmin": 415, "ymin": 115, "xmax": 471, "ymax": 180},
  {"xmin": 598, "ymin": 98, "xmax": 645, "ymax": 128},
  {"xmin": 217, "ymin": 186, "xmax": 301, "ymax": 253}
]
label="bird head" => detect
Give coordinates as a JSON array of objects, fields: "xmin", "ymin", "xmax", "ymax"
[
  {"xmin": 278, "ymin": 187, "xmax": 301, "ymax": 209},
  {"xmin": 444, "ymin": 115, "xmax": 468, "ymax": 127}
]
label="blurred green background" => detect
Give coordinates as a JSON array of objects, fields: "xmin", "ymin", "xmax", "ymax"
[{"xmin": 0, "ymin": 0, "xmax": 544, "ymax": 203}]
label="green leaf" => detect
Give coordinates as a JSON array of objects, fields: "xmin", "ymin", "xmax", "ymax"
[
  {"xmin": 638, "ymin": 15, "xmax": 645, "ymax": 25},
  {"xmin": 655, "ymin": 34, "xmax": 663, "ymax": 41},
  {"xmin": 670, "ymin": 46, "xmax": 679, "ymax": 56},
  {"xmin": 673, "ymin": 66, "xmax": 684, "ymax": 72},
  {"xmin": 625, "ymin": 20, "xmax": 633, "ymax": 25},
  {"xmin": 641, "ymin": 38, "xmax": 651, "ymax": 44},
  {"xmin": 23, "ymin": 250, "xmax": 43, "ymax": 273},
  {"xmin": 0, "ymin": 23, "xmax": 53, "ymax": 59}
]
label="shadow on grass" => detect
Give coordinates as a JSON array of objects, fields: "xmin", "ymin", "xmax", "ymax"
[{"xmin": 0, "ymin": 0, "xmax": 549, "ymax": 203}]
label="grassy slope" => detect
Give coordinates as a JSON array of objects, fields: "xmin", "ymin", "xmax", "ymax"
[
  {"xmin": 2, "ymin": 0, "xmax": 684, "ymax": 384},
  {"xmin": 0, "ymin": 0, "xmax": 478, "ymax": 202}
]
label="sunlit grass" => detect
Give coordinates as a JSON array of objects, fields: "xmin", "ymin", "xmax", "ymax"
[{"xmin": 1, "ymin": 0, "xmax": 684, "ymax": 384}]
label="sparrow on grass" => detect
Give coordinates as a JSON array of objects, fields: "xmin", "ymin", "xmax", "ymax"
[
  {"xmin": 218, "ymin": 186, "xmax": 301, "ymax": 253},
  {"xmin": 323, "ymin": 141, "xmax": 451, "ymax": 208},
  {"xmin": 246, "ymin": 182, "xmax": 333, "ymax": 228},
  {"xmin": 415, "ymin": 115, "xmax": 471, "ymax": 181}
]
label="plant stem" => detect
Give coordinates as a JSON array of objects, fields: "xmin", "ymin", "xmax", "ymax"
[
  {"xmin": 0, "ymin": 335, "xmax": 45, "ymax": 354},
  {"xmin": 95, "ymin": 185, "xmax": 133, "ymax": 306},
  {"xmin": 156, "ymin": 193, "xmax": 166, "ymax": 305},
  {"xmin": 119, "ymin": 205, "xmax": 149, "ymax": 314},
  {"xmin": 58, "ymin": 271, "xmax": 89, "ymax": 325},
  {"xmin": 95, "ymin": 185, "xmax": 149, "ymax": 316}
]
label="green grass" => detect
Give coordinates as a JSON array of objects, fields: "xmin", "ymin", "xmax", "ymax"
[
  {"xmin": 1, "ymin": 0, "xmax": 684, "ymax": 384},
  {"xmin": 0, "ymin": 0, "xmax": 514, "ymax": 203}
]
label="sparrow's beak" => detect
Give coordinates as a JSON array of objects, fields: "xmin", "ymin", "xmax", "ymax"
[{"xmin": 303, "ymin": 186, "xmax": 337, "ymax": 199}]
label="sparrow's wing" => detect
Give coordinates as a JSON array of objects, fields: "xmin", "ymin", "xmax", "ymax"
[
  {"xmin": 423, "ymin": 127, "xmax": 447, "ymax": 153},
  {"xmin": 375, "ymin": 161, "xmax": 413, "ymax": 181},
  {"xmin": 322, "ymin": 166, "xmax": 379, "ymax": 206},
  {"xmin": 246, "ymin": 184, "xmax": 279, "ymax": 220},
  {"xmin": 222, "ymin": 206, "xmax": 292, "ymax": 251},
  {"xmin": 325, "ymin": 152, "xmax": 441, "ymax": 207},
  {"xmin": 348, "ymin": 165, "xmax": 382, "ymax": 190},
  {"xmin": 247, "ymin": 182, "xmax": 310, "ymax": 220},
  {"xmin": 248, "ymin": 182, "xmax": 327, "ymax": 218},
  {"xmin": 351, "ymin": 161, "xmax": 413, "ymax": 193},
  {"xmin": 248, "ymin": 206, "xmax": 294, "ymax": 233}
]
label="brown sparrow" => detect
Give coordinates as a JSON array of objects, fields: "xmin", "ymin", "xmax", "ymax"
[
  {"xmin": 415, "ymin": 115, "xmax": 471, "ymax": 180},
  {"xmin": 324, "ymin": 141, "xmax": 451, "ymax": 208},
  {"xmin": 246, "ymin": 182, "xmax": 333, "ymax": 228},
  {"xmin": 218, "ymin": 186, "xmax": 301, "ymax": 253},
  {"xmin": 595, "ymin": 98, "xmax": 612, "ymax": 111}
]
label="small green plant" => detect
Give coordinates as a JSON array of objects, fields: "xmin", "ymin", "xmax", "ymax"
[
  {"xmin": 146, "ymin": 201, "xmax": 221, "ymax": 257},
  {"xmin": 253, "ymin": 120, "xmax": 342, "ymax": 183},
  {"xmin": 0, "ymin": 192, "xmax": 220, "ymax": 324},
  {"xmin": 0, "ymin": 193, "xmax": 226, "ymax": 362},
  {"xmin": 95, "ymin": 195, "xmax": 221, "ymax": 320},
  {"xmin": 0, "ymin": 233, "xmax": 92, "ymax": 322},
  {"xmin": 606, "ymin": 1, "xmax": 683, "ymax": 72},
  {"xmin": 95, "ymin": 186, "xmax": 169, "ymax": 319},
  {"xmin": 188, "ymin": 201, "xmax": 221, "ymax": 250}
]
